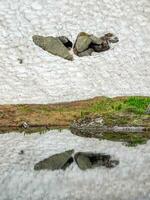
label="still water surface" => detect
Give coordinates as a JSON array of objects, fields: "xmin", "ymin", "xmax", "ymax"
[{"xmin": 0, "ymin": 129, "xmax": 150, "ymax": 200}]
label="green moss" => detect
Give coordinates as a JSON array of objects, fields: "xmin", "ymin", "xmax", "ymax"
[
  {"xmin": 123, "ymin": 97, "xmax": 150, "ymax": 114},
  {"xmin": 78, "ymin": 97, "xmax": 150, "ymax": 127},
  {"xmin": 17, "ymin": 97, "xmax": 150, "ymax": 117},
  {"xmin": 88, "ymin": 97, "xmax": 150, "ymax": 114}
]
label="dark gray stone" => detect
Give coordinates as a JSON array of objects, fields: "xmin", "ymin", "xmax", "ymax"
[
  {"xmin": 74, "ymin": 152, "xmax": 119, "ymax": 170},
  {"xmin": 32, "ymin": 35, "xmax": 73, "ymax": 61},
  {"xmin": 104, "ymin": 33, "xmax": 119, "ymax": 43},
  {"xmin": 90, "ymin": 40, "xmax": 110, "ymax": 52},
  {"xmin": 89, "ymin": 43, "xmax": 103, "ymax": 52},
  {"xmin": 18, "ymin": 58, "xmax": 23, "ymax": 64},
  {"xmin": 19, "ymin": 150, "xmax": 24, "ymax": 155},
  {"xmin": 34, "ymin": 149, "xmax": 74, "ymax": 170},
  {"xmin": 77, "ymin": 48, "xmax": 94, "ymax": 57},
  {"xmin": 109, "ymin": 36, "xmax": 119, "ymax": 43},
  {"xmin": 57, "ymin": 36, "xmax": 73, "ymax": 49}
]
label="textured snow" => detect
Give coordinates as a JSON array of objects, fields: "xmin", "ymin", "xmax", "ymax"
[
  {"xmin": 0, "ymin": 0, "xmax": 150, "ymax": 104},
  {"xmin": 0, "ymin": 130, "xmax": 150, "ymax": 200}
]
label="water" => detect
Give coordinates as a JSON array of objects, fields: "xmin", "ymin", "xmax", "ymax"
[{"xmin": 0, "ymin": 129, "xmax": 150, "ymax": 200}]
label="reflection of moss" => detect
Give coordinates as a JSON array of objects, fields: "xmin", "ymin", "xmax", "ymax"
[
  {"xmin": 125, "ymin": 139, "xmax": 146, "ymax": 147},
  {"xmin": 101, "ymin": 132, "xmax": 148, "ymax": 147},
  {"xmin": 0, "ymin": 126, "xmax": 65, "ymax": 135}
]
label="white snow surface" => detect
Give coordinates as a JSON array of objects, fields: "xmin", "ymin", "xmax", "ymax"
[
  {"xmin": 0, "ymin": 0, "xmax": 150, "ymax": 104},
  {"xmin": 0, "ymin": 130, "xmax": 150, "ymax": 200}
]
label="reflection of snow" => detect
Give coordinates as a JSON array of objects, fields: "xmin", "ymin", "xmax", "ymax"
[
  {"xmin": 0, "ymin": 0, "xmax": 150, "ymax": 104},
  {"xmin": 0, "ymin": 130, "xmax": 150, "ymax": 200}
]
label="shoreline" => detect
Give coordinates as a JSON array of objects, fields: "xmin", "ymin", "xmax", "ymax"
[{"xmin": 0, "ymin": 96, "xmax": 149, "ymax": 133}]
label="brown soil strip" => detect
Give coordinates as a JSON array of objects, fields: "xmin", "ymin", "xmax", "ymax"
[{"xmin": 0, "ymin": 96, "xmax": 149, "ymax": 133}]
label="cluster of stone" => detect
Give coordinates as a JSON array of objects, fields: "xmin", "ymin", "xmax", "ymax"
[
  {"xmin": 73, "ymin": 32, "xmax": 119, "ymax": 57},
  {"xmin": 32, "ymin": 32, "xmax": 119, "ymax": 61},
  {"xmin": 34, "ymin": 149, "xmax": 119, "ymax": 171}
]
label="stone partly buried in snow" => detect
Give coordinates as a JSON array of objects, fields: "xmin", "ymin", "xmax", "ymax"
[
  {"xmin": 74, "ymin": 152, "xmax": 119, "ymax": 170},
  {"xmin": 73, "ymin": 32, "xmax": 92, "ymax": 53},
  {"xmin": 32, "ymin": 35, "xmax": 73, "ymax": 61},
  {"xmin": 34, "ymin": 149, "xmax": 74, "ymax": 170},
  {"xmin": 33, "ymin": 32, "xmax": 119, "ymax": 59},
  {"xmin": 74, "ymin": 32, "xmax": 119, "ymax": 57}
]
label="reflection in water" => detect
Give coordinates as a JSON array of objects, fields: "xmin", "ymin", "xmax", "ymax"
[{"xmin": 0, "ymin": 129, "xmax": 150, "ymax": 200}]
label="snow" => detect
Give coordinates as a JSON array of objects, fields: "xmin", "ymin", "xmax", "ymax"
[
  {"xmin": 0, "ymin": 0, "xmax": 150, "ymax": 104},
  {"xmin": 0, "ymin": 130, "xmax": 150, "ymax": 200},
  {"xmin": 0, "ymin": 0, "xmax": 150, "ymax": 199}
]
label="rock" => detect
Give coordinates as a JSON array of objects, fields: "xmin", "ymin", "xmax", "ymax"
[
  {"xmin": 109, "ymin": 36, "xmax": 119, "ymax": 43},
  {"xmin": 18, "ymin": 58, "xmax": 23, "ymax": 64},
  {"xmin": 100, "ymin": 40, "xmax": 110, "ymax": 51},
  {"xmin": 73, "ymin": 32, "xmax": 118, "ymax": 56},
  {"xmin": 22, "ymin": 121, "xmax": 29, "ymax": 129},
  {"xmin": 34, "ymin": 149, "xmax": 74, "ymax": 170},
  {"xmin": 90, "ymin": 35, "xmax": 103, "ymax": 45},
  {"xmin": 90, "ymin": 40, "xmax": 110, "ymax": 52},
  {"xmin": 57, "ymin": 36, "xmax": 73, "ymax": 49},
  {"xmin": 89, "ymin": 43, "xmax": 103, "ymax": 52},
  {"xmin": 77, "ymin": 48, "xmax": 94, "ymax": 57},
  {"xmin": 89, "ymin": 33, "xmax": 118, "ymax": 53},
  {"xmin": 74, "ymin": 152, "xmax": 119, "ymax": 170},
  {"xmin": 73, "ymin": 32, "xmax": 92, "ymax": 54},
  {"xmin": 33, "ymin": 33, "xmax": 118, "ymax": 59},
  {"xmin": 72, "ymin": 115, "xmax": 104, "ymax": 128},
  {"xmin": 32, "ymin": 35, "xmax": 73, "ymax": 61},
  {"xmin": 104, "ymin": 33, "xmax": 119, "ymax": 43},
  {"xmin": 18, "ymin": 150, "xmax": 24, "ymax": 155}
]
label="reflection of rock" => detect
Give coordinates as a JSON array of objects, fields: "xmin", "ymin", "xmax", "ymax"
[
  {"xmin": 34, "ymin": 149, "xmax": 119, "ymax": 171},
  {"xmin": 34, "ymin": 149, "xmax": 74, "ymax": 170},
  {"xmin": 74, "ymin": 152, "xmax": 119, "ymax": 170},
  {"xmin": 32, "ymin": 35, "xmax": 73, "ymax": 61},
  {"xmin": 57, "ymin": 36, "xmax": 73, "ymax": 50}
]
